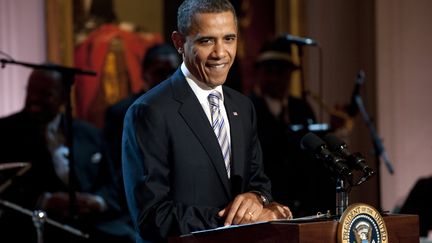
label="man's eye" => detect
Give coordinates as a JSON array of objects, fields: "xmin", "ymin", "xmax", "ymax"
[
  {"xmin": 199, "ymin": 39, "xmax": 213, "ymax": 44},
  {"xmin": 225, "ymin": 37, "xmax": 236, "ymax": 42}
]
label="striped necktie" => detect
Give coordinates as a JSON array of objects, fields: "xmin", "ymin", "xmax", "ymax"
[{"xmin": 208, "ymin": 91, "xmax": 231, "ymax": 177}]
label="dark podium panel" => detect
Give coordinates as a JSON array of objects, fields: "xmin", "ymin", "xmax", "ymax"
[{"xmin": 169, "ymin": 214, "xmax": 419, "ymax": 243}]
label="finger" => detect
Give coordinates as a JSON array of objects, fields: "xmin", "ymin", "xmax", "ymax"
[
  {"xmin": 236, "ymin": 199, "xmax": 264, "ymax": 224},
  {"xmin": 239, "ymin": 211, "xmax": 252, "ymax": 224},
  {"xmin": 226, "ymin": 194, "xmax": 256, "ymax": 225},
  {"xmin": 218, "ymin": 208, "xmax": 226, "ymax": 217},
  {"xmin": 285, "ymin": 207, "xmax": 293, "ymax": 219},
  {"xmin": 224, "ymin": 198, "xmax": 242, "ymax": 226},
  {"xmin": 279, "ymin": 206, "xmax": 292, "ymax": 219},
  {"xmin": 232, "ymin": 200, "xmax": 251, "ymax": 224},
  {"xmin": 238, "ymin": 193, "xmax": 265, "ymax": 224},
  {"xmin": 225, "ymin": 193, "xmax": 263, "ymax": 225},
  {"xmin": 275, "ymin": 205, "xmax": 287, "ymax": 218}
]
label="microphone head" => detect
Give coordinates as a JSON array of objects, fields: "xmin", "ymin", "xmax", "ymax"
[
  {"xmin": 323, "ymin": 134, "xmax": 346, "ymax": 152},
  {"xmin": 301, "ymin": 132, "xmax": 353, "ymax": 184},
  {"xmin": 300, "ymin": 132, "xmax": 326, "ymax": 154}
]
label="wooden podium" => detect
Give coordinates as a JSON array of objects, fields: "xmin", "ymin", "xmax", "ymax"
[{"xmin": 169, "ymin": 214, "xmax": 419, "ymax": 243}]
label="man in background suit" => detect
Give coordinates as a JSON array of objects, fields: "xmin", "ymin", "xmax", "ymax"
[
  {"xmin": 250, "ymin": 37, "xmax": 335, "ymax": 217},
  {"xmin": 104, "ymin": 43, "xmax": 180, "ymax": 173},
  {"xmin": 122, "ymin": 0, "xmax": 292, "ymax": 242},
  {"xmin": 0, "ymin": 68, "xmax": 134, "ymax": 243}
]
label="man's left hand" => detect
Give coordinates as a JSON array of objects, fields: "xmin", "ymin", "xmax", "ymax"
[{"xmin": 217, "ymin": 192, "xmax": 263, "ymax": 226}]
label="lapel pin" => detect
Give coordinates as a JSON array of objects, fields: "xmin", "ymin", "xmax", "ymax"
[{"xmin": 233, "ymin": 112, "xmax": 238, "ymax": 116}]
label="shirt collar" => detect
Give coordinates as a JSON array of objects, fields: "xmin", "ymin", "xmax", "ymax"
[
  {"xmin": 181, "ymin": 62, "xmax": 224, "ymax": 102},
  {"xmin": 46, "ymin": 114, "xmax": 62, "ymax": 133}
]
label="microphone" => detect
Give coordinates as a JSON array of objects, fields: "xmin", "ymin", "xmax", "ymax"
[
  {"xmin": 346, "ymin": 70, "xmax": 365, "ymax": 116},
  {"xmin": 283, "ymin": 34, "xmax": 318, "ymax": 46},
  {"xmin": 323, "ymin": 134, "xmax": 374, "ymax": 178},
  {"xmin": 300, "ymin": 133, "xmax": 352, "ymax": 182}
]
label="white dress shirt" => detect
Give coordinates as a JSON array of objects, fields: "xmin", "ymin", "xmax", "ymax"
[{"xmin": 180, "ymin": 63, "xmax": 232, "ymax": 148}]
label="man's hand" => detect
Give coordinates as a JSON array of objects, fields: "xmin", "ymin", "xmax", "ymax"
[
  {"xmin": 218, "ymin": 192, "xmax": 263, "ymax": 226},
  {"xmin": 254, "ymin": 202, "xmax": 292, "ymax": 222}
]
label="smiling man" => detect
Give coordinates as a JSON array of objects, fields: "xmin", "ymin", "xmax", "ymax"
[{"xmin": 122, "ymin": 1, "xmax": 292, "ymax": 242}]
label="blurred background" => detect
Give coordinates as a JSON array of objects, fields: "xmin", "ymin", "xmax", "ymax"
[{"xmin": 0, "ymin": 0, "xmax": 431, "ymax": 221}]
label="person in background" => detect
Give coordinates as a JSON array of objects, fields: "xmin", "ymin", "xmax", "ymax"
[
  {"xmin": 104, "ymin": 43, "xmax": 181, "ymax": 173},
  {"xmin": 399, "ymin": 176, "xmax": 432, "ymax": 237},
  {"xmin": 0, "ymin": 68, "xmax": 134, "ymax": 243},
  {"xmin": 73, "ymin": 0, "xmax": 163, "ymax": 128},
  {"xmin": 249, "ymin": 37, "xmax": 335, "ymax": 217},
  {"xmin": 122, "ymin": 0, "xmax": 293, "ymax": 242}
]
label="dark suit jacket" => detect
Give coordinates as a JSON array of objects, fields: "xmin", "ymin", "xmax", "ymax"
[
  {"xmin": 104, "ymin": 91, "xmax": 145, "ymax": 172},
  {"xmin": 400, "ymin": 177, "xmax": 432, "ymax": 236},
  {"xmin": 249, "ymin": 93, "xmax": 335, "ymax": 217},
  {"xmin": 122, "ymin": 69, "xmax": 272, "ymax": 242},
  {"xmin": 0, "ymin": 111, "xmax": 134, "ymax": 243}
]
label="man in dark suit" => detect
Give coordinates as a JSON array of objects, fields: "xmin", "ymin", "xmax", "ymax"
[
  {"xmin": 104, "ymin": 43, "xmax": 180, "ymax": 173},
  {"xmin": 0, "ymin": 69, "xmax": 134, "ymax": 243},
  {"xmin": 122, "ymin": 0, "xmax": 292, "ymax": 242},
  {"xmin": 249, "ymin": 37, "xmax": 335, "ymax": 217}
]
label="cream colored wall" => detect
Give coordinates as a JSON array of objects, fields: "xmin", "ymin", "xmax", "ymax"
[
  {"xmin": 303, "ymin": 0, "xmax": 432, "ymax": 212},
  {"xmin": 114, "ymin": 0, "xmax": 163, "ymax": 34},
  {"xmin": 0, "ymin": 0, "xmax": 46, "ymax": 117},
  {"xmin": 305, "ymin": 0, "xmax": 379, "ymax": 208},
  {"xmin": 377, "ymin": 0, "xmax": 432, "ymax": 211}
]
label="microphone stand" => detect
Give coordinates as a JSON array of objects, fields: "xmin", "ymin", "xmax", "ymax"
[
  {"xmin": 354, "ymin": 93, "xmax": 394, "ymax": 211},
  {"xmin": 0, "ymin": 164, "xmax": 89, "ymax": 242},
  {"xmin": 0, "ymin": 59, "xmax": 96, "ymax": 76},
  {"xmin": 0, "ymin": 199, "xmax": 89, "ymax": 243},
  {"xmin": 297, "ymin": 44, "xmax": 307, "ymax": 100},
  {"xmin": 355, "ymin": 95, "xmax": 394, "ymax": 174},
  {"xmin": 0, "ymin": 58, "xmax": 96, "ymax": 240},
  {"xmin": 335, "ymin": 177, "xmax": 349, "ymax": 217}
]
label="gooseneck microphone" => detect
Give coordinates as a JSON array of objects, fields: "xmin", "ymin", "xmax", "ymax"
[
  {"xmin": 300, "ymin": 133, "xmax": 353, "ymax": 183},
  {"xmin": 323, "ymin": 134, "xmax": 374, "ymax": 177}
]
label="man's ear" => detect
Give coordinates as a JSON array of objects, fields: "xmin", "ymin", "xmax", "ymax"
[{"xmin": 171, "ymin": 31, "xmax": 185, "ymax": 55}]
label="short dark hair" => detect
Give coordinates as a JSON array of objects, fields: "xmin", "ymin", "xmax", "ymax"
[
  {"xmin": 141, "ymin": 44, "xmax": 179, "ymax": 69},
  {"xmin": 28, "ymin": 68, "xmax": 67, "ymax": 100},
  {"xmin": 177, "ymin": 0, "xmax": 237, "ymax": 35}
]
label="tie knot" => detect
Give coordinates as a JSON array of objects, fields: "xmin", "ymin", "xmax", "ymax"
[{"xmin": 208, "ymin": 91, "xmax": 222, "ymax": 108}]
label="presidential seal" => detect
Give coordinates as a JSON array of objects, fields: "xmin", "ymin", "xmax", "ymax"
[{"xmin": 338, "ymin": 203, "xmax": 388, "ymax": 243}]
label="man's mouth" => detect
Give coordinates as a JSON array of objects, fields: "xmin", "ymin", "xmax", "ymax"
[{"xmin": 206, "ymin": 63, "xmax": 227, "ymax": 69}]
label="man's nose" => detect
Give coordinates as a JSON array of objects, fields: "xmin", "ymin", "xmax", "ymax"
[{"xmin": 212, "ymin": 42, "xmax": 227, "ymax": 58}]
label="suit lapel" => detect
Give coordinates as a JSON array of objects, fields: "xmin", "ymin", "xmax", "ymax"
[
  {"xmin": 171, "ymin": 71, "xmax": 232, "ymax": 198},
  {"xmin": 223, "ymin": 88, "xmax": 245, "ymax": 184}
]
